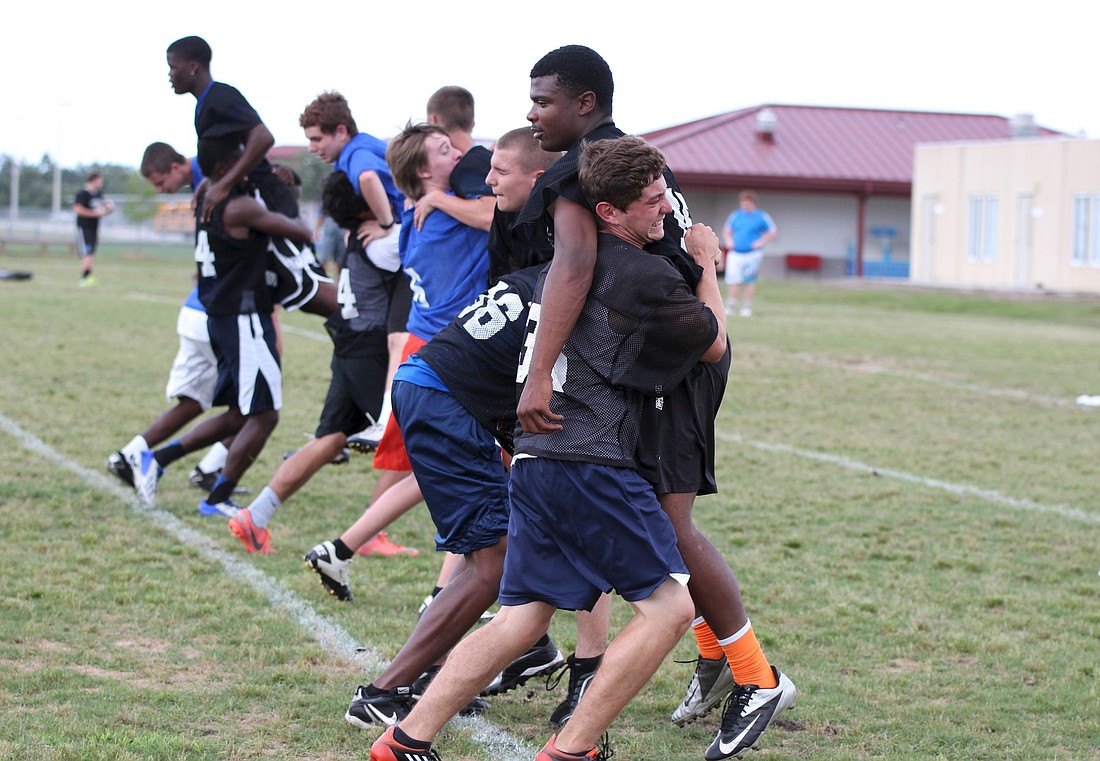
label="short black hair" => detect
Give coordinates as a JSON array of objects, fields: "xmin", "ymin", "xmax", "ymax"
[
  {"xmin": 196, "ymin": 135, "xmax": 241, "ymax": 178},
  {"xmin": 321, "ymin": 171, "xmax": 369, "ymax": 229},
  {"xmin": 167, "ymin": 36, "xmax": 212, "ymax": 67},
  {"xmin": 530, "ymin": 45, "xmax": 614, "ymax": 117}
]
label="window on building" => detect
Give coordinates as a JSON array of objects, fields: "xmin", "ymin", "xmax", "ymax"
[
  {"xmin": 1070, "ymin": 194, "xmax": 1100, "ymax": 267},
  {"xmin": 967, "ymin": 195, "xmax": 998, "ymax": 263}
]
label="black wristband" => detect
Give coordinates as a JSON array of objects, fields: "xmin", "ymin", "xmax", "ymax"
[{"xmin": 379, "ymin": 219, "xmax": 396, "ymax": 230}]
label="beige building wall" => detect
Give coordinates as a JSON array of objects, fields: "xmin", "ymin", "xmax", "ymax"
[{"xmin": 910, "ymin": 137, "xmax": 1100, "ymax": 294}]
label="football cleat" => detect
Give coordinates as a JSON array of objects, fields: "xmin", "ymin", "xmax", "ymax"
[
  {"xmin": 369, "ymin": 725, "xmax": 441, "ymax": 761},
  {"xmin": 482, "ymin": 634, "xmax": 563, "ymax": 696},
  {"xmin": 704, "ymin": 666, "xmax": 796, "ymax": 760},
  {"xmin": 106, "ymin": 450, "xmax": 134, "ymax": 488},
  {"xmin": 345, "ymin": 684, "xmax": 414, "ymax": 729},
  {"xmin": 132, "ymin": 450, "xmax": 163, "ymax": 508},
  {"xmin": 671, "ymin": 655, "xmax": 736, "ymax": 726},
  {"xmin": 228, "ymin": 509, "xmax": 272, "ymax": 553},
  {"xmin": 304, "ymin": 541, "xmax": 353, "ymax": 601}
]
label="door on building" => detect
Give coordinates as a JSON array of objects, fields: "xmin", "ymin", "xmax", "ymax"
[{"xmin": 1014, "ymin": 193, "xmax": 1034, "ymax": 289}]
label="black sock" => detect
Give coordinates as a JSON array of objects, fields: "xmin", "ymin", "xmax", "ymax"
[
  {"xmin": 154, "ymin": 440, "xmax": 186, "ymax": 468},
  {"xmin": 332, "ymin": 538, "xmax": 354, "ymax": 561},
  {"xmin": 574, "ymin": 653, "xmax": 603, "ymax": 672},
  {"xmin": 392, "ymin": 725, "xmax": 431, "ymax": 751},
  {"xmin": 206, "ymin": 475, "xmax": 237, "ymax": 505}
]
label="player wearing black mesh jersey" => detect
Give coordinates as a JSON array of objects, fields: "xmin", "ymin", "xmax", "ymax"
[{"xmin": 371, "ymin": 137, "xmax": 726, "ymax": 761}]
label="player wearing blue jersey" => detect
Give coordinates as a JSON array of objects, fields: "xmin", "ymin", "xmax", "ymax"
[{"xmin": 722, "ymin": 189, "xmax": 777, "ymax": 317}]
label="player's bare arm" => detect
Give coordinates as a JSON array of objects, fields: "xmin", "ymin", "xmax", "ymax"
[
  {"xmin": 413, "ymin": 192, "xmax": 494, "ymax": 232},
  {"xmin": 684, "ymin": 223, "xmax": 728, "ymax": 362},
  {"xmin": 516, "ymin": 197, "xmax": 597, "ymax": 433},
  {"xmin": 201, "ymin": 123, "xmax": 275, "ymax": 222}
]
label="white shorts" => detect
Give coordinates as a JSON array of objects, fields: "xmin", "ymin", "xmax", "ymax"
[
  {"xmin": 725, "ymin": 250, "xmax": 764, "ymax": 285},
  {"xmin": 165, "ymin": 333, "xmax": 218, "ymax": 410}
]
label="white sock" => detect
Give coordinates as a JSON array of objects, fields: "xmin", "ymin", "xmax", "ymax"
[
  {"xmin": 247, "ymin": 487, "xmax": 282, "ymax": 529},
  {"xmin": 375, "ymin": 391, "xmax": 392, "ymax": 428},
  {"xmin": 197, "ymin": 441, "xmax": 229, "ymax": 473},
  {"xmin": 121, "ymin": 436, "xmax": 148, "ymax": 460}
]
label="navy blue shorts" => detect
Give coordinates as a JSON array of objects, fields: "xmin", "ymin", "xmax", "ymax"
[
  {"xmin": 499, "ymin": 458, "xmax": 688, "ymax": 612},
  {"xmin": 393, "ymin": 381, "xmax": 509, "ymax": 554},
  {"xmin": 315, "ymin": 352, "xmax": 388, "ymax": 438},
  {"xmin": 206, "ymin": 312, "xmax": 281, "ymax": 414}
]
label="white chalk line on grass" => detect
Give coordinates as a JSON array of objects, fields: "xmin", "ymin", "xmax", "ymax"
[
  {"xmin": 0, "ymin": 411, "xmax": 534, "ymax": 760},
  {"xmin": 719, "ymin": 431, "xmax": 1100, "ymax": 526},
  {"xmin": 758, "ymin": 347, "xmax": 1077, "ymax": 409}
]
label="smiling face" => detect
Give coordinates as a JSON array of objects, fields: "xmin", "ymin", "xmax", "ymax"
[
  {"xmin": 166, "ymin": 52, "xmax": 198, "ymax": 95},
  {"xmin": 486, "ymin": 146, "xmax": 538, "ymax": 213},
  {"xmin": 304, "ymin": 125, "xmax": 350, "ymax": 164},
  {"xmin": 610, "ymin": 174, "xmax": 671, "ymax": 249},
  {"xmin": 527, "ymin": 76, "xmax": 587, "ymax": 153}
]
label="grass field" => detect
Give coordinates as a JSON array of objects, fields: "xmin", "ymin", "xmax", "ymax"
[{"xmin": 1, "ymin": 244, "xmax": 1098, "ymax": 761}]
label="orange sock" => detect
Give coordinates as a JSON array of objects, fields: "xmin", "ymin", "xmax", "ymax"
[
  {"xmin": 692, "ymin": 618, "xmax": 725, "ymax": 660},
  {"xmin": 720, "ymin": 621, "xmax": 776, "ymax": 688}
]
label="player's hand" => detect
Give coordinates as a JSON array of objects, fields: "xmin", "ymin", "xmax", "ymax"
[
  {"xmin": 201, "ymin": 179, "xmax": 230, "ymax": 222},
  {"xmin": 685, "ymin": 223, "xmax": 721, "ymax": 267},
  {"xmin": 517, "ymin": 372, "xmax": 563, "ymax": 434},
  {"xmin": 272, "ymin": 165, "xmax": 296, "ymax": 188},
  {"xmin": 413, "ymin": 191, "xmax": 441, "ymax": 231},
  {"xmin": 356, "ymin": 219, "xmax": 391, "ymax": 246}
]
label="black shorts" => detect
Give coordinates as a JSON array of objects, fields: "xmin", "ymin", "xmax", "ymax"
[
  {"xmin": 315, "ymin": 350, "xmax": 388, "ymax": 438},
  {"xmin": 265, "ymin": 239, "xmax": 331, "ymax": 311},
  {"xmin": 654, "ymin": 343, "xmax": 731, "ymax": 496},
  {"xmin": 206, "ymin": 312, "xmax": 282, "ymax": 414},
  {"xmin": 387, "ymin": 274, "xmax": 413, "ymax": 334}
]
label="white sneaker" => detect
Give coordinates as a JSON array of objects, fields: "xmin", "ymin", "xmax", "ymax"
[
  {"xmin": 739, "ymin": 306, "xmax": 752, "ymax": 317},
  {"xmin": 347, "ymin": 419, "xmax": 387, "ymax": 454},
  {"xmin": 304, "ymin": 541, "xmax": 353, "ymax": 601},
  {"xmin": 705, "ymin": 667, "xmax": 796, "ymax": 760},
  {"xmin": 132, "ymin": 450, "xmax": 162, "ymax": 508}
]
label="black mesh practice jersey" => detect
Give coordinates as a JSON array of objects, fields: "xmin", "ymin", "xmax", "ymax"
[
  {"xmin": 487, "ymin": 209, "xmax": 554, "ymax": 286},
  {"xmin": 514, "ymin": 233, "xmax": 718, "ymax": 475},
  {"xmin": 74, "ymin": 188, "xmax": 103, "ymax": 234},
  {"xmin": 195, "ymin": 82, "xmax": 278, "ymax": 194},
  {"xmin": 416, "ymin": 265, "xmax": 542, "ymax": 454},
  {"xmin": 512, "ymin": 122, "xmax": 702, "ymax": 289},
  {"xmin": 195, "ymin": 190, "xmax": 273, "ymax": 317}
]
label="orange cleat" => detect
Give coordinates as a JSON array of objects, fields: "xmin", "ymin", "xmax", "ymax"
[
  {"xmin": 357, "ymin": 531, "xmax": 418, "ymax": 558},
  {"xmin": 369, "ymin": 725, "xmax": 441, "ymax": 760},
  {"xmin": 228, "ymin": 509, "xmax": 273, "ymax": 554}
]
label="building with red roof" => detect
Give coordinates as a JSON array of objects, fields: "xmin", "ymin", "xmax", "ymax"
[{"xmin": 642, "ymin": 104, "xmax": 1066, "ymax": 278}]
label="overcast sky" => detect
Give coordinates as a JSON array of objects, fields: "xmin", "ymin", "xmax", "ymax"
[{"xmin": 2, "ymin": 0, "xmax": 1093, "ymax": 168}]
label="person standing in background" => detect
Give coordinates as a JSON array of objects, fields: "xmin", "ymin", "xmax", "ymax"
[
  {"xmin": 722, "ymin": 190, "xmax": 776, "ymax": 317},
  {"xmin": 74, "ymin": 171, "xmax": 114, "ymax": 286}
]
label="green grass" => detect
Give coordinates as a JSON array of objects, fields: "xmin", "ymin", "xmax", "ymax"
[{"xmin": 1, "ymin": 245, "xmax": 1098, "ymax": 760}]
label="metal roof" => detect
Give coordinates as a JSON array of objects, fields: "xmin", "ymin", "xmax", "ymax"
[{"xmin": 642, "ymin": 104, "xmax": 1066, "ymax": 196}]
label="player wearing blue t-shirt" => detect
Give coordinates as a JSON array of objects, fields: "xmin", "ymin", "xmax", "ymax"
[{"xmin": 722, "ymin": 190, "xmax": 777, "ymax": 317}]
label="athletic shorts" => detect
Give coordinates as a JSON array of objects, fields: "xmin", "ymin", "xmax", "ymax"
[
  {"xmin": 206, "ymin": 312, "xmax": 282, "ymax": 414},
  {"xmin": 266, "ymin": 239, "xmax": 332, "ymax": 312},
  {"xmin": 315, "ymin": 352, "xmax": 388, "ymax": 438},
  {"xmin": 499, "ymin": 457, "xmax": 689, "ymax": 612},
  {"xmin": 393, "ymin": 381, "xmax": 509, "ymax": 554},
  {"xmin": 652, "ymin": 343, "xmax": 731, "ymax": 496},
  {"xmin": 725, "ymin": 250, "xmax": 764, "ymax": 285},
  {"xmin": 76, "ymin": 226, "xmax": 98, "ymax": 255},
  {"xmin": 165, "ymin": 334, "xmax": 218, "ymax": 410},
  {"xmin": 387, "ymin": 274, "xmax": 413, "ymax": 334},
  {"xmin": 372, "ymin": 333, "xmax": 428, "ymax": 471}
]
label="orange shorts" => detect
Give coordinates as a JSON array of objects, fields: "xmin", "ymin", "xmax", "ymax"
[{"xmin": 373, "ymin": 333, "xmax": 429, "ymax": 472}]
